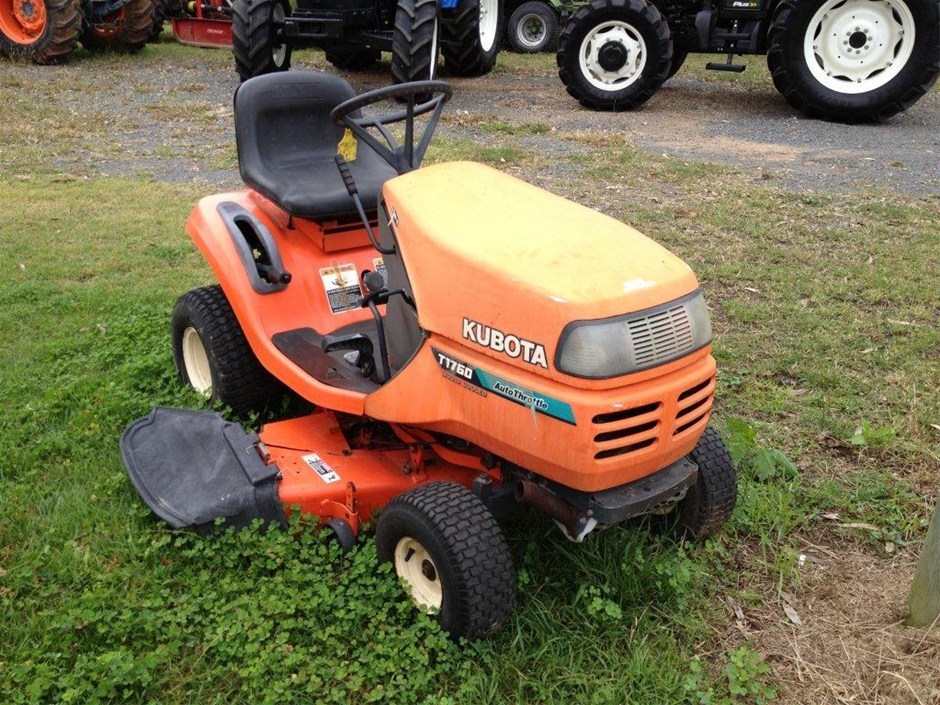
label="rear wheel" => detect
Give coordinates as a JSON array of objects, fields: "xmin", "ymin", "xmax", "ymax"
[
  {"xmin": 0, "ymin": 0, "xmax": 81, "ymax": 63},
  {"xmin": 767, "ymin": 0, "xmax": 940, "ymax": 122},
  {"xmin": 557, "ymin": 0, "xmax": 672, "ymax": 111},
  {"xmin": 391, "ymin": 0, "xmax": 439, "ymax": 86},
  {"xmin": 673, "ymin": 426, "xmax": 737, "ymax": 539},
  {"xmin": 376, "ymin": 482, "xmax": 515, "ymax": 640},
  {"xmin": 325, "ymin": 47, "xmax": 381, "ymax": 70},
  {"xmin": 232, "ymin": 0, "xmax": 292, "ymax": 82},
  {"xmin": 81, "ymin": 0, "xmax": 154, "ymax": 52},
  {"xmin": 171, "ymin": 285, "xmax": 277, "ymax": 416},
  {"xmin": 507, "ymin": 0, "xmax": 557, "ymax": 53},
  {"xmin": 441, "ymin": 0, "xmax": 502, "ymax": 76}
]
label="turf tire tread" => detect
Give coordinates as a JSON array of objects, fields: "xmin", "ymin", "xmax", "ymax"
[
  {"xmin": 377, "ymin": 481, "xmax": 515, "ymax": 640},
  {"xmin": 678, "ymin": 426, "xmax": 737, "ymax": 539},
  {"xmin": 172, "ymin": 285, "xmax": 276, "ymax": 416}
]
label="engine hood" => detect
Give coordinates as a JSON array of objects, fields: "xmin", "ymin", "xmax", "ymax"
[{"xmin": 382, "ymin": 162, "xmax": 701, "ymax": 384}]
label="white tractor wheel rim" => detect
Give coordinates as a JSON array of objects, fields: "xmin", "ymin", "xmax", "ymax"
[
  {"xmin": 516, "ymin": 12, "xmax": 547, "ymax": 49},
  {"xmin": 181, "ymin": 327, "xmax": 212, "ymax": 396},
  {"xmin": 804, "ymin": 0, "xmax": 915, "ymax": 95},
  {"xmin": 478, "ymin": 0, "xmax": 499, "ymax": 52},
  {"xmin": 394, "ymin": 537, "xmax": 443, "ymax": 611},
  {"xmin": 579, "ymin": 20, "xmax": 648, "ymax": 92},
  {"xmin": 272, "ymin": 3, "xmax": 288, "ymax": 67}
]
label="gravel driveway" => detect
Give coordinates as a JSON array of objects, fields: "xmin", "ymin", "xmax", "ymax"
[{"xmin": 6, "ymin": 45, "xmax": 938, "ymax": 194}]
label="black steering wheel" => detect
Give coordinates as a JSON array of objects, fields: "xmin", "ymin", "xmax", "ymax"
[{"xmin": 330, "ymin": 81, "xmax": 453, "ymax": 174}]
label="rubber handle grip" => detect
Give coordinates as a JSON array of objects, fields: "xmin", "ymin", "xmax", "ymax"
[{"xmin": 335, "ymin": 154, "xmax": 358, "ymax": 196}]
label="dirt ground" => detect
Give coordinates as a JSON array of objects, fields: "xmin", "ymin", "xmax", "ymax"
[{"xmin": 4, "ymin": 44, "xmax": 939, "ymax": 704}]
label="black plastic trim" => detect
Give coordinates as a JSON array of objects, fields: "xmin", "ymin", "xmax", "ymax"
[
  {"xmin": 552, "ymin": 456, "xmax": 698, "ymax": 524},
  {"xmin": 217, "ymin": 201, "xmax": 289, "ymax": 295}
]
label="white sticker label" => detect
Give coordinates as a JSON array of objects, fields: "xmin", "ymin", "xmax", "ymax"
[
  {"xmin": 319, "ymin": 263, "xmax": 362, "ymax": 314},
  {"xmin": 372, "ymin": 257, "xmax": 388, "ymax": 288},
  {"xmin": 302, "ymin": 453, "xmax": 340, "ymax": 483}
]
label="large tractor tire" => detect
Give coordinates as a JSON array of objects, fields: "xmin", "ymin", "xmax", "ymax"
[
  {"xmin": 233, "ymin": 0, "xmax": 291, "ymax": 82},
  {"xmin": 171, "ymin": 285, "xmax": 278, "ymax": 416},
  {"xmin": 0, "ymin": 0, "xmax": 81, "ymax": 63},
  {"xmin": 147, "ymin": 0, "xmax": 165, "ymax": 41},
  {"xmin": 81, "ymin": 0, "xmax": 154, "ymax": 52},
  {"xmin": 506, "ymin": 0, "xmax": 557, "ymax": 53},
  {"xmin": 557, "ymin": 0, "xmax": 672, "ymax": 111},
  {"xmin": 391, "ymin": 0, "xmax": 439, "ymax": 84},
  {"xmin": 441, "ymin": 0, "xmax": 502, "ymax": 76},
  {"xmin": 376, "ymin": 482, "xmax": 516, "ymax": 640},
  {"xmin": 767, "ymin": 0, "xmax": 940, "ymax": 123}
]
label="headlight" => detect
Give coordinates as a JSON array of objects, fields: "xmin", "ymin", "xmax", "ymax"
[{"xmin": 556, "ymin": 290, "xmax": 712, "ymax": 378}]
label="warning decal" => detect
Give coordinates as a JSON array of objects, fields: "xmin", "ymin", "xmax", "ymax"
[
  {"xmin": 372, "ymin": 257, "xmax": 389, "ymax": 288},
  {"xmin": 320, "ymin": 263, "xmax": 362, "ymax": 314},
  {"xmin": 301, "ymin": 453, "xmax": 340, "ymax": 483}
]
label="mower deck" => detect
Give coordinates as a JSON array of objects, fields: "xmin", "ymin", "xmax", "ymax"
[{"xmin": 121, "ymin": 406, "xmax": 483, "ymax": 535}]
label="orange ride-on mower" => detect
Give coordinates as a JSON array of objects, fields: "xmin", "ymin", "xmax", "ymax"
[{"xmin": 120, "ymin": 71, "xmax": 737, "ymax": 639}]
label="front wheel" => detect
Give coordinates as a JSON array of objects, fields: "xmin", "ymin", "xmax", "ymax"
[
  {"xmin": 81, "ymin": 0, "xmax": 154, "ymax": 52},
  {"xmin": 376, "ymin": 482, "xmax": 516, "ymax": 640},
  {"xmin": 556, "ymin": 0, "xmax": 672, "ymax": 111},
  {"xmin": 673, "ymin": 426, "xmax": 737, "ymax": 539},
  {"xmin": 767, "ymin": 0, "xmax": 940, "ymax": 123},
  {"xmin": 232, "ymin": 0, "xmax": 292, "ymax": 82},
  {"xmin": 507, "ymin": 0, "xmax": 558, "ymax": 53},
  {"xmin": 441, "ymin": 0, "xmax": 503, "ymax": 77}
]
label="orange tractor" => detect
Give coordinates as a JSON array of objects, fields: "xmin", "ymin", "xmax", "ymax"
[
  {"xmin": 0, "ymin": 0, "xmax": 155, "ymax": 62},
  {"xmin": 121, "ymin": 72, "xmax": 737, "ymax": 638}
]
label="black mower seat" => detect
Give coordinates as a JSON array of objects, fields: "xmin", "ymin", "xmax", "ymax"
[{"xmin": 234, "ymin": 72, "xmax": 397, "ymax": 221}]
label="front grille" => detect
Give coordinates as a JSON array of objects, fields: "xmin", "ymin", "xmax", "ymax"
[
  {"xmin": 592, "ymin": 402, "xmax": 662, "ymax": 460},
  {"xmin": 628, "ymin": 305, "xmax": 695, "ymax": 367},
  {"xmin": 592, "ymin": 375, "xmax": 716, "ymax": 461},
  {"xmin": 673, "ymin": 377, "xmax": 714, "ymax": 436}
]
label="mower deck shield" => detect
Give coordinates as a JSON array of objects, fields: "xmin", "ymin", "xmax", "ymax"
[{"xmin": 120, "ymin": 407, "xmax": 286, "ymax": 531}]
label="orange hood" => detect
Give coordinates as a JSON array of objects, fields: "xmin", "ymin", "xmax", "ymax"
[{"xmin": 382, "ymin": 162, "xmax": 700, "ymax": 383}]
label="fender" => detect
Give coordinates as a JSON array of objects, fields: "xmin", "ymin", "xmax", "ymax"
[{"xmin": 185, "ymin": 189, "xmax": 379, "ymax": 415}]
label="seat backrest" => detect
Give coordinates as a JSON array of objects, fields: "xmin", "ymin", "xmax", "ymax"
[{"xmin": 234, "ymin": 71, "xmax": 355, "ymax": 194}]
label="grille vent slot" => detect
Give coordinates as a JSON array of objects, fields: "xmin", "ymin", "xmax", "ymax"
[{"xmin": 628, "ymin": 305, "xmax": 695, "ymax": 367}]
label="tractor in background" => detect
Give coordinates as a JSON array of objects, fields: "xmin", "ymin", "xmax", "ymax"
[
  {"xmin": 556, "ymin": 0, "xmax": 940, "ymax": 122},
  {"xmin": 229, "ymin": 0, "xmax": 504, "ymax": 84},
  {"xmin": 0, "ymin": 0, "xmax": 155, "ymax": 62}
]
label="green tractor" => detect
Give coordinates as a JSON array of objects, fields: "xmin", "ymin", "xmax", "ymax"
[{"xmin": 0, "ymin": 0, "xmax": 155, "ymax": 62}]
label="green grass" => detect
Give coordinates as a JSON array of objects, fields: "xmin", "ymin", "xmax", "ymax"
[{"xmin": 1, "ymin": 45, "xmax": 938, "ymax": 705}]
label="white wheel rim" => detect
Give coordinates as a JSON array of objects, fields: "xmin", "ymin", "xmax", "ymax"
[
  {"xmin": 804, "ymin": 0, "xmax": 915, "ymax": 95},
  {"xmin": 181, "ymin": 327, "xmax": 212, "ymax": 396},
  {"xmin": 271, "ymin": 3, "xmax": 288, "ymax": 67},
  {"xmin": 394, "ymin": 537, "xmax": 443, "ymax": 611},
  {"xmin": 579, "ymin": 20, "xmax": 648, "ymax": 92},
  {"xmin": 478, "ymin": 0, "xmax": 499, "ymax": 53},
  {"xmin": 516, "ymin": 13, "xmax": 546, "ymax": 49}
]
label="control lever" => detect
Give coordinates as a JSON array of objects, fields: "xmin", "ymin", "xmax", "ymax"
[{"xmin": 335, "ymin": 154, "xmax": 395, "ymax": 255}]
